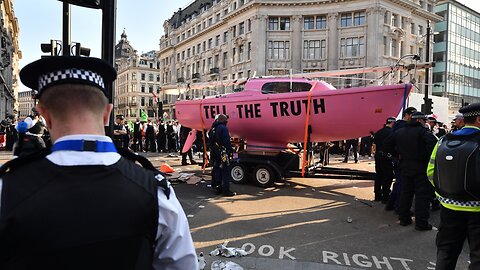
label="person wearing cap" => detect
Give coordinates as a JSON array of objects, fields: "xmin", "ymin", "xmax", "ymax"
[
  {"xmin": 451, "ymin": 113, "xmax": 465, "ymax": 132},
  {"xmin": 427, "ymin": 103, "xmax": 480, "ymax": 269},
  {"xmin": 384, "ymin": 111, "xmax": 438, "ymax": 230},
  {"xmin": 210, "ymin": 114, "xmax": 236, "ymax": 197},
  {"xmin": 426, "ymin": 116, "xmax": 438, "ymax": 133},
  {"xmin": 113, "ymin": 114, "xmax": 127, "ymax": 149},
  {"xmin": 0, "ymin": 56, "xmax": 198, "ymax": 269},
  {"xmin": 373, "ymin": 117, "xmax": 396, "ymax": 203},
  {"xmin": 384, "ymin": 106, "xmax": 417, "ymax": 211}
]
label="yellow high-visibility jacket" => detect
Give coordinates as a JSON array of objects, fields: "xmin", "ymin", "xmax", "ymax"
[{"xmin": 427, "ymin": 126, "xmax": 480, "ymax": 212}]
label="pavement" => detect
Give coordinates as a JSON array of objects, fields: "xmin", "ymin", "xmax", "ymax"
[{"xmin": 0, "ymin": 151, "xmax": 470, "ymax": 269}]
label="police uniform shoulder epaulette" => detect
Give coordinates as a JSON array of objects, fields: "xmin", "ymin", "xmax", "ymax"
[
  {"xmin": 0, "ymin": 148, "xmax": 51, "ymax": 176},
  {"xmin": 116, "ymin": 148, "xmax": 170, "ymax": 199}
]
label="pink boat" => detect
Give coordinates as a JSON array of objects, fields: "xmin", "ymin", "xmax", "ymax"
[{"xmin": 175, "ymin": 77, "xmax": 412, "ymax": 150}]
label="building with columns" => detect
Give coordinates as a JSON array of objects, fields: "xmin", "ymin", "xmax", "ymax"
[
  {"xmin": 114, "ymin": 30, "xmax": 163, "ymax": 122},
  {"xmin": 17, "ymin": 90, "xmax": 33, "ymax": 118},
  {"xmin": 159, "ymin": 0, "xmax": 441, "ymax": 109},
  {"xmin": 0, "ymin": 0, "xmax": 21, "ymax": 119}
]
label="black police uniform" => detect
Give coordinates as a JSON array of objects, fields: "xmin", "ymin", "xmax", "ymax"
[
  {"xmin": 144, "ymin": 123, "xmax": 156, "ymax": 152},
  {"xmin": 210, "ymin": 120, "xmax": 235, "ymax": 196},
  {"xmin": 0, "ymin": 56, "xmax": 198, "ymax": 269},
  {"xmin": 156, "ymin": 123, "xmax": 166, "ymax": 152},
  {"xmin": 122, "ymin": 123, "xmax": 130, "ymax": 149},
  {"xmin": 132, "ymin": 121, "xmax": 143, "ymax": 152},
  {"xmin": 373, "ymin": 121, "xmax": 394, "ymax": 202},
  {"xmin": 384, "ymin": 113, "xmax": 438, "ymax": 229},
  {"xmin": 0, "ymin": 154, "xmax": 160, "ymax": 269},
  {"xmin": 428, "ymin": 103, "xmax": 480, "ymax": 269}
]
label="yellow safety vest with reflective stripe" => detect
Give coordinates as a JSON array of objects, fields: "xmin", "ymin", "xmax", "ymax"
[{"xmin": 427, "ymin": 126, "xmax": 480, "ymax": 212}]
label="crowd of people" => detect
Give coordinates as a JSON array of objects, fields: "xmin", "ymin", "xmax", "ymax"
[
  {"xmin": 113, "ymin": 117, "xmax": 181, "ymax": 153},
  {"xmin": 0, "ymin": 51, "xmax": 477, "ymax": 268},
  {"xmin": 364, "ymin": 106, "xmax": 479, "ymax": 269}
]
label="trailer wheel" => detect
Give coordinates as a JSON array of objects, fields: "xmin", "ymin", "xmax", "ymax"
[
  {"xmin": 253, "ymin": 165, "xmax": 276, "ymax": 187},
  {"xmin": 231, "ymin": 163, "xmax": 248, "ymax": 184}
]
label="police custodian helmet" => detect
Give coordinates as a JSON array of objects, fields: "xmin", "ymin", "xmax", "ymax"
[
  {"xmin": 459, "ymin": 103, "xmax": 480, "ymax": 118},
  {"xmin": 19, "ymin": 56, "xmax": 117, "ymax": 99}
]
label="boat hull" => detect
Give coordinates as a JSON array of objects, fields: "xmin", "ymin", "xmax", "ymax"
[{"xmin": 175, "ymin": 83, "xmax": 411, "ymax": 149}]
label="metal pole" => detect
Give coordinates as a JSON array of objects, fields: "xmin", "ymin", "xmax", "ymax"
[
  {"xmin": 101, "ymin": 0, "xmax": 117, "ymax": 137},
  {"xmin": 423, "ymin": 20, "xmax": 431, "ymax": 114},
  {"xmin": 62, "ymin": 2, "xmax": 71, "ymax": 56}
]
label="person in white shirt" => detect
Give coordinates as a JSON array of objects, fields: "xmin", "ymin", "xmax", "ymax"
[{"xmin": 0, "ymin": 56, "xmax": 198, "ymax": 269}]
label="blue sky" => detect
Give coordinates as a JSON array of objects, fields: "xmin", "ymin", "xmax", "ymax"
[
  {"xmin": 13, "ymin": 0, "xmax": 480, "ymax": 92},
  {"xmin": 15, "ymin": 0, "xmax": 192, "ymax": 90}
]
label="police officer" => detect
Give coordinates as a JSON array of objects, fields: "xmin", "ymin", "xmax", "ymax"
[
  {"xmin": 14, "ymin": 107, "xmax": 47, "ymax": 156},
  {"xmin": 427, "ymin": 103, "xmax": 480, "ymax": 269},
  {"xmin": 132, "ymin": 117, "xmax": 143, "ymax": 152},
  {"xmin": 113, "ymin": 114, "xmax": 126, "ymax": 149},
  {"xmin": 384, "ymin": 111, "xmax": 438, "ymax": 230},
  {"xmin": 210, "ymin": 114, "xmax": 236, "ymax": 197},
  {"xmin": 144, "ymin": 119, "xmax": 156, "ymax": 152},
  {"xmin": 373, "ymin": 117, "xmax": 396, "ymax": 202},
  {"xmin": 0, "ymin": 56, "xmax": 198, "ymax": 269},
  {"xmin": 384, "ymin": 106, "xmax": 417, "ymax": 212}
]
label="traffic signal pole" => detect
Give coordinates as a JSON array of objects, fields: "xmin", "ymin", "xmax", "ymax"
[
  {"xmin": 62, "ymin": 2, "xmax": 71, "ymax": 56},
  {"xmin": 423, "ymin": 20, "xmax": 432, "ymax": 115},
  {"xmin": 101, "ymin": 0, "xmax": 117, "ymax": 136}
]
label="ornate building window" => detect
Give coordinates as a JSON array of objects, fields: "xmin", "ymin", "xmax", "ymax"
[
  {"xmin": 268, "ymin": 17, "xmax": 290, "ymax": 30},
  {"xmin": 340, "ymin": 37, "xmax": 365, "ymax": 58},
  {"xmin": 303, "ymin": 40, "xmax": 326, "ymax": 59},
  {"xmin": 268, "ymin": 41, "xmax": 290, "ymax": 59}
]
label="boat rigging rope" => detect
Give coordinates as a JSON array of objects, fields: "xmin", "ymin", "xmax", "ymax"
[
  {"xmin": 301, "ymin": 81, "xmax": 318, "ymax": 177},
  {"xmin": 199, "ymin": 101, "xmax": 209, "ymax": 172}
]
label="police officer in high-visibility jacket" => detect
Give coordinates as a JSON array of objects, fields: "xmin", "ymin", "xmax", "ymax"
[{"xmin": 427, "ymin": 103, "xmax": 480, "ymax": 270}]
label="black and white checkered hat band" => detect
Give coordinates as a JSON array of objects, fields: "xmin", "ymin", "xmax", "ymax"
[
  {"xmin": 38, "ymin": 68, "xmax": 105, "ymax": 91},
  {"xmin": 463, "ymin": 111, "xmax": 480, "ymax": 117}
]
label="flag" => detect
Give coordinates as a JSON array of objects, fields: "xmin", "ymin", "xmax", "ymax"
[
  {"xmin": 152, "ymin": 92, "xmax": 158, "ymax": 103},
  {"xmin": 128, "ymin": 120, "xmax": 134, "ymax": 132},
  {"xmin": 140, "ymin": 109, "xmax": 148, "ymax": 122}
]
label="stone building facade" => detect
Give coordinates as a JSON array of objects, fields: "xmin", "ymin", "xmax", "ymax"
[
  {"xmin": 17, "ymin": 90, "xmax": 33, "ymax": 118},
  {"xmin": 114, "ymin": 31, "xmax": 163, "ymax": 122},
  {"xmin": 0, "ymin": 0, "xmax": 20, "ymax": 119},
  {"xmin": 159, "ymin": 0, "xmax": 441, "ymax": 103}
]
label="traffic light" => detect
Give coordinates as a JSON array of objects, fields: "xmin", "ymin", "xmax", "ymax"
[
  {"xmin": 422, "ymin": 98, "xmax": 434, "ymax": 115},
  {"xmin": 58, "ymin": 0, "xmax": 101, "ymax": 9},
  {"xmin": 41, "ymin": 40, "xmax": 61, "ymax": 56}
]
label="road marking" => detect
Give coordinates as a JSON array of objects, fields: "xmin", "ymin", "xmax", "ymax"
[
  {"xmin": 241, "ymin": 242, "xmax": 296, "ymax": 260},
  {"xmin": 323, "ymin": 251, "xmax": 414, "ymax": 270}
]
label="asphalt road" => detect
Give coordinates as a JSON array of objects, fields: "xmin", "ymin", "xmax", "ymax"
[
  {"xmin": 0, "ymin": 151, "xmax": 470, "ymax": 269},
  {"xmin": 163, "ymin": 153, "xmax": 470, "ymax": 270}
]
